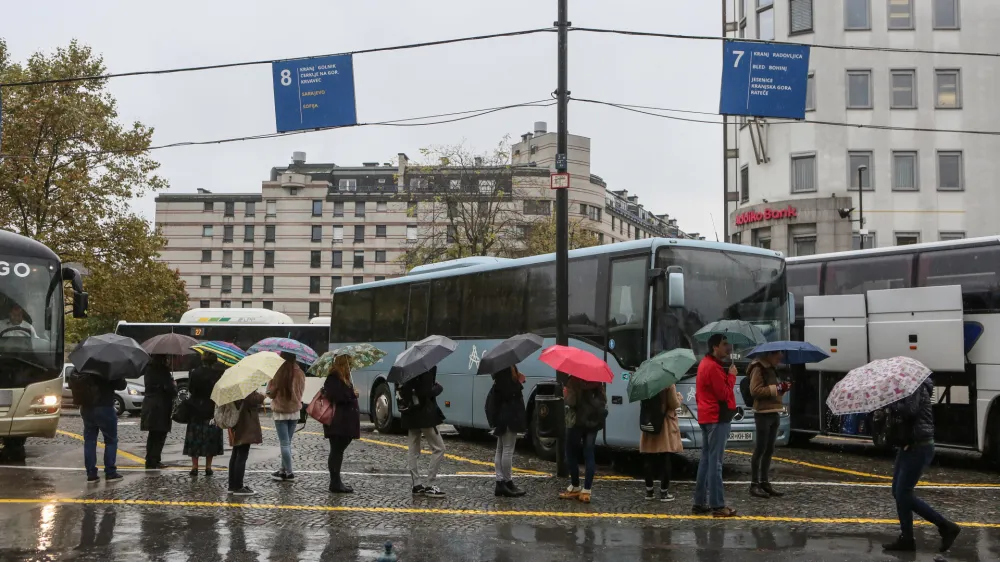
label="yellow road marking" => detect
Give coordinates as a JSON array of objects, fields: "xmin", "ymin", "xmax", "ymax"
[
  {"xmin": 1, "ymin": 497, "xmax": 997, "ymax": 528},
  {"xmin": 727, "ymin": 449, "xmax": 893, "ymax": 481},
  {"xmin": 56, "ymin": 430, "xmax": 145, "ymax": 465}
]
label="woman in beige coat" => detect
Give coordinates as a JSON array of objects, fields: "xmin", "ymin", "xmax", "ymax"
[{"xmin": 639, "ymin": 384, "xmax": 683, "ymax": 501}]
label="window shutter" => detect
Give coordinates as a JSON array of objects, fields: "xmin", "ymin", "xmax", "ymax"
[{"xmin": 790, "ymin": 0, "xmax": 813, "ymax": 33}]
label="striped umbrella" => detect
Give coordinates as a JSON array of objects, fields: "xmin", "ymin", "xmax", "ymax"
[{"xmin": 191, "ymin": 341, "xmax": 247, "ymax": 367}]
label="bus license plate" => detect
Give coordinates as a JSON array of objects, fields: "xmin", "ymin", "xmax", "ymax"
[
  {"xmin": 730, "ymin": 431, "xmax": 753, "ymax": 441},
  {"xmin": 0, "ymin": 390, "xmax": 11, "ymax": 407}
]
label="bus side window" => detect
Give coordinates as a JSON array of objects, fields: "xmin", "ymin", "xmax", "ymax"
[
  {"xmin": 407, "ymin": 284, "xmax": 430, "ymax": 343},
  {"xmin": 918, "ymin": 246, "xmax": 1000, "ymax": 312},
  {"xmin": 606, "ymin": 257, "xmax": 648, "ymax": 371},
  {"xmin": 824, "ymin": 255, "xmax": 913, "ymax": 296}
]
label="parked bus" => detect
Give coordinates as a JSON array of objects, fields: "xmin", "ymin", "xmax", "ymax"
[
  {"xmin": 0, "ymin": 230, "xmax": 87, "ymax": 461},
  {"xmin": 786, "ymin": 236, "xmax": 1000, "ymax": 464},
  {"xmin": 330, "ymin": 238, "xmax": 791, "ymax": 458}
]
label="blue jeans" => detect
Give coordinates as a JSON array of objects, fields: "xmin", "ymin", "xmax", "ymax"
[
  {"xmin": 274, "ymin": 419, "xmax": 297, "ymax": 474},
  {"xmin": 81, "ymin": 406, "xmax": 119, "ymax": 477},
  {"xmin": 893, "ymin": 444, "xmax": 953, "ymax": 538},
  {"xmin": 694, "ymin": 422, "xmax": 731, "ymax": 509},
  {"xmin": 566, "ymin": 427, "xmax": 598, "ymax": 490}
]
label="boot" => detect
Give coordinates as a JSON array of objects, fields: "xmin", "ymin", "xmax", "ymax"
[
  {"xmin": 749, "ymin": 483, "xmax": 771, "ymax": 499},
  {"xmin": 939, "ymin": 523, "xmax": 961, "ymax": 553},
  {"xmin": 882, "ymin": 536, "xmax": 916, "ymax": 552},
  {"xmin": 760, "ymin": 482, "xmax": 784, "ymax": 498},
  {"xmin": 495, "ymin": 481, "xmax": 517, "ymax": 498},
  {"xmin": 505, "ymin": 480, "xmax": 526, "ymax": 497}
]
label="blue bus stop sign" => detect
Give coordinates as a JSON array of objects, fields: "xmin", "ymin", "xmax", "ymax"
[
  {"xmin": 272, "ymin": 54, "xmax": 358, "ymax": 133},
  {"xmin": 719, "ymin": 40, "xmax": 811, "ymax": 120}
]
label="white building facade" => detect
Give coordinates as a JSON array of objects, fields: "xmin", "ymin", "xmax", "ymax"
[{"xmin": 724, "ymin": 0, "xmax": 1000, "ymax": 256}]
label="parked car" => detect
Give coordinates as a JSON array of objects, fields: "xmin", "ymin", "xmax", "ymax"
[{"xmin": 61, "ymin": 363, "xmax": 145, "ymax": 416}]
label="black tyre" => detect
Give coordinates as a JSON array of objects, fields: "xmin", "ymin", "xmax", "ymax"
[
  {"xmin": 455, "ymin": 426, "xmax": 486, "ymax": 441},
  {"xmin": 983, "ymin": 407, "xmax": 1000, "ymax": 468},
  {"xmin": 530, "ymin": 403, "xmax": 558, "ymax": 462},
  {"xmin": 371, "ymin": 382, "xmax": 401, "ymax": 434},
  {"xmin": 113, "ymin": 396, "xmax": 126, "ymax": 417},
  {"xmin": 0, "ymin": 437, "xmax": 27, "ymax": 463},
  {"xmin": 787, "ymin": 431, "xmax": 816, "ymax": 448}
]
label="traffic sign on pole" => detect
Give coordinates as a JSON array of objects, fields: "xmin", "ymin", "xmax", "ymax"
[
  {"xmin": 272, "ymin": 54, "xmax": 358, "ymax": 133},
  {"xmin": 551, "ymin": 172, "xmax": 570, "ymax": 189},
  {"xmin": 719, "ymin": 40, "xmax": 811, "ymax": 120}
]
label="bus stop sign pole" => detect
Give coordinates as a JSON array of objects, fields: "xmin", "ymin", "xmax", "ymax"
[{"xmin": 554, "ymin": 0, "xmax": 569, "ymax": 478}]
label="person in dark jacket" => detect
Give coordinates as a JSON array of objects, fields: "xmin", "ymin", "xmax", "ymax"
[
  {"xmin": 489, "ymin": 365, "xmax": 527, "ymax": 498},
  {"xmin": 78, "ymin": 370, "xmax": 127, "ymax": 484},
  {"xmin": 558, "ymin": 377, "xmax": 607, "ymax": 504},
  {"xmin": 882, "ymin": 378, "xmax": 961, "ymax": 553},
  {"xmin": 140, "ymin": 355, "xmax": 177, "ymax": 470},
  {"xmin": 228, "ymin": 390, "xmax": 265, "ymax": 496},
  {"xmin": 748, "ymin": 351, "xmax": 790, "ymax": 498},
  {"xmin": 323, "ymin": 354, "xmax": 361, "ymax": 493},
  {"xmin": 183, "ymin": 352, "xmax": 224, "ymax": 476},
  {"xmin": 399, "ymin": 367, "xmax": 446, "ymax": 498}
]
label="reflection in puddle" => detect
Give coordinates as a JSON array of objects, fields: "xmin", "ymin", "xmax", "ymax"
[{"xmin": 35, "ymin": 503, "xmax": 56, "ymax": 552}]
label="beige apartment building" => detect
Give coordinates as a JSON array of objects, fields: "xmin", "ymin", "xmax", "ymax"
[{"xmin": 155, "ymin": 122, "xmax": 700, "ymax": 321}]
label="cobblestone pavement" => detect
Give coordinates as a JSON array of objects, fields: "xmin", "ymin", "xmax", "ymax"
[{"xmin": 0, "ymin": 411, "xmax": 999, "ymax": 560}]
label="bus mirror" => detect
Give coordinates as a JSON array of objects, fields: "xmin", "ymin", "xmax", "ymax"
[
  {"xmin": 787, "ymin": 292, "xmax": 795, "ymax": 326},
  {"xmin": 668, "ymin": 272, "xmax": 685, "ymax": 309},
  {"xmin": 73, "ymin": 292, "xmax": 89, "ymax": 319}
]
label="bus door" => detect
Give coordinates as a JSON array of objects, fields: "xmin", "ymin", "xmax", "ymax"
[{"xmin": 602, "ymin": 254, "xmax": 649, "ymax": 447}]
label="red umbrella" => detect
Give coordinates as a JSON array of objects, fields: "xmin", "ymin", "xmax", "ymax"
[{"xmin": 539, "ymin": 345, "xmax": 614, "ymax": 383}]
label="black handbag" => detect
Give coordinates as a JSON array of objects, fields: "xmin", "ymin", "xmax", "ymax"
[{"xmin": 171, "ymin": 396, "xmax": 192, "ymax": 424}]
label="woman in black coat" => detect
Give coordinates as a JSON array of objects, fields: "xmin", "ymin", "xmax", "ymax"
[
  {"xmin": 489, "ymin": 366, "xmax": 527, "ymax": 497},
  {"xmin": 183, "ymin": 352, "xmax": 225, "ymax": 476},
  {"xmin": 140, "ymin": 355, "xmax": 177, "ymax": 470},
  {"xmin": 323, "ymin": 355, "xmax": 361, "ymax": 494}
]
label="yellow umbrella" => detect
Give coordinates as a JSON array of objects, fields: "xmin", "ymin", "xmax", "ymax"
[{"xmin": 211, "ymin": 351, "xmax": 285, "ymax": 405}]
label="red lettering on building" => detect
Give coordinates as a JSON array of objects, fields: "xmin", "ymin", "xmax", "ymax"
[{"xmin": 735, "ymin": 205, "xmax": 798, "ymax": 226}]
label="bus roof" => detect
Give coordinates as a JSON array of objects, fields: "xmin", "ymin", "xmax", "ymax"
[
  {"xmin": 175, "ymin": 308, "xmax": 295, "ymax": 324},
  {"xmin": 309, "ymin": 316, "xmax": 331, "ymax": 325},
  {"xmin": 0, "ymin": 229, "xmax": 60, "ymax": 262},
  {"xmin": 336, "ymin": 237, "xmax": 784, "ymax": 294},
  {"xmin": 787, "ymin": 235, "xmax": 1000, "ymax": 265}
]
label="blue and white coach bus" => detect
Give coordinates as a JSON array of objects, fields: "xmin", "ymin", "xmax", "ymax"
[{"xmin": 330, "ymin": 238, "xmax": 791, "ymax": 458}]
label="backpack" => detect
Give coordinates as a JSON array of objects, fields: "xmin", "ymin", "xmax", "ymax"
[
  {"xmin": 214, "ymin": 402, "xmax": 240, "ymax": 429},
  {"xmin": 395, "ymin": 386, "xmax": 415, "ymax": 413},
  {"xmin": 639, "ymin": 396, "xmax": 664, "ymax": 434},
  {"xmin": 68, "ymin": 371, "xmax": 100, "ymax": 408},
  {"xmin": 739, "ymin": 363, "xmax": 760, "ymax": 408}
]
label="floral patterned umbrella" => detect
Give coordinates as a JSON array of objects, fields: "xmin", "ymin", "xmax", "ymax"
[
  {"xmin": 826, "ymin": 356, "xmax": 932, "ymax": 415},
  {"xmin": 308, "ymin": 344, "xmax": 386, "ymax": 376},
  {"xmin": 211, "ymin": 352, "xmax": 285, "ymax": 405},
  {"xmin": 247, "ymin": 337, "xmax": 319, "ymax": 366}
]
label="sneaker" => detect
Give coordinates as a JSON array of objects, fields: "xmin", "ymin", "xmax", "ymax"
[
  {"xmin": 882, "ymin": 536, "xmax": 916, "ymax": 552},
  {"xmin": 231, "ymin": 487, "xmax": 256, "ymax": 496},
  {"xmin": 283, "ymin": 473, "xmax": 295, "ymax": 482},
  {"xmin": 271, "ymin": 470, "xmax": 286, "ymax": 482},
  {"xmin": 422, "ymin": 486, "xmax": 446, "ymax": 498},
  {"xmin": 105, "ymin": 473, "xmax": 124, "ymax": 482},
  {"xmin": 939, "ymin": 523, "xmax": 961, "ymax": 553},
  {"xmin": 712, "ymin": 507, "xmax": 738, "ymax": 518},
  {"xmin": 412, "ymin": 485, "xmax": 426, "ymax": 495},
  {"xmin": 645, "ymin": 487, "xmax": 655, "ymax": 501},
  {"xmin": 86, "ymin": 475, "xmax": 100, "ymax": 485},
  {"xmin": 692, "ymin": 505, "xmax": 712, "ymax": 515},
  {"xmin": 660, "ymin": 490, "xmax": 675, "ymax": 502},
  {"xmin": 559, "ymin": 486, "xmax": 582, "ymax": 500}
]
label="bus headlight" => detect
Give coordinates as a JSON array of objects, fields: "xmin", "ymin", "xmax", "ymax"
[
  {"xmin": 676, "ymin": 405, "xmax": 695, "ymax": 419},
  {"xmin": 30, "ymin": 395, "xmax": 60, "ymax": 414}
]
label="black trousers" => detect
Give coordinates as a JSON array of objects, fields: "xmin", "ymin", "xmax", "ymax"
[
  {"xmin": 751, "ymin": 413, "xmax": 781, "ymax": 484},
  {"xmin": 643, "ymin": 452, "xmax": 672, "ymax": 490},
  {"xmin": 328, "ymin": 436, "xmax": 353, "ymax": 486},
  {"xmin": 145, "ymin": 431, "xmax": 168, "ymax": 468},
  {"xmin": 228, "ymin": 444, "xmax": 251, "ymax": 491}
]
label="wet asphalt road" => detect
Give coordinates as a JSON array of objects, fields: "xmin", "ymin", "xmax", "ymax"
[{"xmin": 1, "ymin": 412, "xmax": 999, "ymax": 561}]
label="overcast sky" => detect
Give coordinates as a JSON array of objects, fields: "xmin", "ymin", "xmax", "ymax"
[{"xmin": 4, "ymin": 0, "xmax": 724, "ymax": 239}]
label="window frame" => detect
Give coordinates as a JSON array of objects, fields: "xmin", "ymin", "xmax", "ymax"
[
  {"xmin": 245, "ymin": 201, "xmax": 256, "ymax": 217},
  {"xmin": 332, "ymin": 225, "xmax": 344, "ymax": 242},
  {"xmin": 222, "ymin": 250, "xmax": 233, "ymax": 269},
  {"xmin": 312, "ymin": 200, "xmax": 323, "ymax": 217},
  {"xmin": 756, "ymin": 0, "xmax": 775, "ymax": 41},
  {"xmin": 790, "ymin": 152, "xmax": 818, "ymax": 193},
  {"xmin": 846, "ymin": 69, "xmax": 874, "ymax": 109},
  {"xmin": 354, "ymin": 201, "xmax": 366, "ymax": 217},
  {"xmin": 221, "ymin": 276, "xmax": 232, "ymax": 294},
  {"xmin": 353, "ymin": 250, "xmax": 365, "ymax": 269},
  {"xmin": 224, "ymin": 201, "xmax": 235, "ymax": 217},
  {"xmin": 202, "ymin": 225, "xmax": 214, "ymax": 238},
  {"xmin": 309, "ymin": 276, "xmax": 321, "ymax": 295},
  {"xmin": 789, "ymin": 0, "xmax": 814, "ymax": 35},
  {"xmin": 222, "ymin": 224, "xmax": 234, "ymax": 243},
  {"xmin": 805, "ymin": 72, "xmax": 816, "ymax": 111},
  {"xmin": 263, "ymin": 276, "xmax": 274, "ymax": 294},
  {"xmin": 242, "ymin": 275, "xmax": 253, "ymax": 294},
  {"xmin": 847, "ymin": 150, "xmax": 875, "ymax": 192},
  {"xmin": 932, "ymin": 0, "xmax": 961, "ymax": 30},
  {"xmin": 890, "ymin": 68, "xmax": 917, "ymax": 109},
  {"xmin": 266, "ymin": 200, "xmax": 277, "ymax": 217},
  {"xmin": 332, "ymin": 250, "xmax": 343, "ymax": 268},
  {"xmin": 376, "ymin": 225, "xmax": 387, "ymax": 238},
  {"xmin": 264, "ymin": 250, "xmax": 275, "ymax": 268},
  {"xmin": 375, "ymin": 249, "xmax": 387, "ymax": 263},
  {"xmin": 243, "ymin": 225, "xmax": 254, "ymax": 242},
  {"xmin": 311, "ymin": 225, "xmax": 323, "ymax": 243},
  {"xmin": 939, "ymin": 231, "xmax": 966, "ymax": 241},
  {"xmin": 894, "ymin": 231, "xmax": 921, "ymax": 246},
  {"xmin": 265, "ymin": 225, "xmax": 276, "ymax": 242},
  {"xmin": 936, "ymin": 150, "xmax": 964, "ymax": 191},
  {"xmin": 242, "ymin": 250, "xmax": 254, "ymax": 267},
  {"xmin": 934, "ymin": 69, "xmax": 962, "ymax": 109},
  {"xmin": 354, "ymin": 225, "xmax": 365, "ymax": 243},
  {"xmin": 333, "ymin": 201, "xmax": 344, "ymax": 218},
  {"xmin": 887, "ymin": 0, "xmax": 915, "ymax": 30},
  {"xmin": 376, "ymin": 200, "xmax": 388, "ymax": 212},
  {"xmin": 406, "ymin": 225, "xmax": 418, "ymax": 242},
  {"xmin": 740, "ymin": 165, "xmax": 750, "ymax": 202},
  {"xmin": 200, "ymin": 275, "xmax": 211, "ymax": 289},
  {"xmin": 310, "ymin": 250, "xmax": 322, "ymax": 269},
  {"xmin": 203, "ymin": 201, "xmax": 214, "ymax": 212},
  {"xmin": 844, "ymin": 0, "xmax": 872, "ymax": 30},
  {"xmin": 891, "ymin": 150, "xmax": 919, "ymax": 191},
  {"xmin": 330, "ymin": 276, "xmax": 342, "ymax": 292}
]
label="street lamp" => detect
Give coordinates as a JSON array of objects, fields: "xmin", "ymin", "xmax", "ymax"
[{"xmin": 856, "ymin": 165, "xmax": 868, "ymax": 249}]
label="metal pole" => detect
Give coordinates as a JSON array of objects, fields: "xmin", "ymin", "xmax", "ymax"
[
  {"xmin": 857, "ymin": 165, "xmax": 867, "ymax": 249},
  {"xmin": 721, "ymin": 0, "xmax": 729, "ymax": 242},
  {"xmin": 555, "ymin": 0, "xmax": 569, "ymax": 478}
]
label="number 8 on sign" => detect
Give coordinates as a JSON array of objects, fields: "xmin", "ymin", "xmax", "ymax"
[{"xmin": 280, "ymin": 69, "xmax": 292, "ymax": 86}]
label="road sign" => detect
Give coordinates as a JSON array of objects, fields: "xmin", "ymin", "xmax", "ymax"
[
  {"xmin": 272, "ymin": 54, "xmax": 358, "ymax": 133},
  {"xmin": 551, "ymin": 173, "xmax": 570, "ymax": 189},
  {"xmin": 555, "ymin": 153, "xmax": 567, "ymax": 170},
  {"xmin": 719, "ymin": 40, "xmax": 811, "ymax": 120}
]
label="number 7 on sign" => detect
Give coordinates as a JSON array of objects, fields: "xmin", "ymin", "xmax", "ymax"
[{"xmin": 733, "ymin": 50, "xmax": 745, "ymax": 67}]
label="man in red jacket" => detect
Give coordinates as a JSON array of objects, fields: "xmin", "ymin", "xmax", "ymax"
[{"xmin": 693, "ymin": 333, "xmax": 738, "ymax": 518}]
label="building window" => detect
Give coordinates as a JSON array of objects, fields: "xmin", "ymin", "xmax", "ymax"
[
  {"xmin": 757, "ymin": 0, "xmax": 775, "ymax": 40},
  {"xmin": 266, "ymin": 200, "xmax": 277, "ymax": 217},
  {"xmin": 895, "ymin": 232, "xmax": 920, "ymax": 246},
  {"xmin": 332, "ymin": 225, "xmax": 344, "ymax": 242},
  {"xmin": 937, "ymin": 151, "xmax": 964, "ymax": 191},
  {"xmin": 376, "ymin": 225, "xmax": 387, "ymax": 238},
  {"xmin": 312, "ymin": 225, "xmax": 322, "ymax": 243},
  {"xmin": 264, "ymin": 276, "xmax": 274, "ymax": 294},
  {"xmin": 331, "ymin": 276, "xmax": 342, "ymax": 292},
  {"xmin": 339, "ymin": 178, "xmax": 357, "ymax": 192},
  {"xmin": 309, "ymin": 302, "xmax": 320, "ymax": 319},
  {"xmin": 221, "ymin": 300, "xmax": 231, "ymax": 309},
  {"xmin": 731, "ymin": 232, "xmax": 742, "ymax": 245},
  {"xmin": 789, "ymin": 0, "xmax": 813, "ymax": 34},
  {"xmin": 892, "ymin": 151, "xmax": 918, "ymax": 191},
  {"xmin": 245, "ymin": 201, "xmax": 255, "ymax": 216},
  {"xmin": 244, "ymin": 225, "xmax": 254, "ymax": 242},
  {"xmin": 222, "ymin": 250, "xmax": 233, "ymax": 268},
  {"xmin": 200, "ymin": 275, "xmax": 211, "ymax": 288},
  {"xmin": 852, "ymin": 232, "xmax": 877, "ymax": 249},
  {"xmin": 265, "ymin": 225, "xmax": 276, "ymax": 243},
  {"xmin": 332, "ymin": 250, "xmax": 343, "ymax": 268},
  {"xmin": 890, "ymin": 69, "xmax": 916, "ymax": 108},
  {"xmin": 790, "ymin": 153, "xmax": 817, "ymax": 193},
  {"xmin": 242, "ymin": 276, "xmax": 253, "ymax": 294},
  {"xmin": 241, "ymin": 301, "xmax": 253, "ymax": 308},
  {"xmin": 202, "ymin": 225, "xmax": 213, "ymax": 237},
  {"xmin": 940, "ymin": 231, "xmax": 965, "ymax": 241},
  {"xmin": 202, "ymin": 250, "xmax": 212, "ymax": 263},
  {"xmin": 447, "ymin": 225, "xmax": 457, "ymax": 244},
  {"xmin": 222, "ymin": 225, "xmax": 233, "ymax": 242},
  {"xmin": 200, "ymin": 300, "xmax": 211, "ymax": 308},
  {"xmin": 243, "ymin": 250, "xmax": 253, "ymax": 267},
  {"xmin": 310, "ymin": 250, "xmax": 321, "ymax": 268},
  {"xmin": 478, "ymin": 180, "xmax": 495, "ymax": 194},
  {"xmin": 597, "ymin": 233, "xmax": 604, "ymax": 244},
  {"xmin": 407, "ymin": 225, "xmax": 418, "ymax": 241},
  {"xmin": 579, "ymin": 203, "xmax": 587, "ymax": 216},
  {"xmin": 933, "ymin": 0, "xmax": 960, "ymax": 29},
  {"xmin": 805, "ymin": 72, "xmax": 816, "ymax": 111},
  {"xmin": 740, "ymin": 165, "xmax": 750, "ymax": 202},
  {"xmin": 334, "ymin": 201, "xmax": 344, "ymax": 217},
  {"xmin": 845, "ymin": 0, "xmax": 871, "ymax": 29},
  {"xmin": 264, "ymin": 250, "xmax": 275, "ymax": 268},
  {"xmin": 354, "ymin": 201, "xmax": 366, "ymax": 217},
  {"xmin": 935, "ymin": 69, "xmax": 961, "ymax": 108},
  {"xmin": 588, "ymin": 206, "xmax": 602, "ymax": 222},
  {"xmin": 448, "ymin": 179, "xmax": 462, "ymax": 191},
  {"xmin": 354, "ymin": 225, "xmax": 365, "ymax": 242},
  {"xmin": 375, "ymin": 250, "xmax": 387, "ymax": 263},
  {"xmin": 311, "ymin": 200, "xmax": 323, "ymax": 217},
  {"xmin": 353, "ymin": 251, "xmax": 364, "ymax": 269},
  {"xmin": 524, "ymin": 200, "xmax": 551, "ymax": 216},
  {"xmin": 409, "ymin": 177, "xmax": 428, "ymax": 190},
  {"xmin": 262, "ymin": 301, "xmax": 273, "ymax": 310},
  {"xmin": 224, "ymin": 201, "xmax": 235, "ymax": 217},
  {"xmin": 375, "ymin": 276, "xmax": 386, "ymax": 281},
  {"xmin": 407, "ymin": 201, "xmax": 418, "ymax": 217},
  {"xmin": 310, "ymin": 276, "xmax": 321, "ymax": 294},
  {"xmin": 221, "ymin": 276, "xmax": 232, "ymax": 293},
  {"xmin": 848, "ymin": 151, "xmax": 874, "ymax": 191},
  {"xmin": 888, "ymin": 0, "xmax": 914, "ymax": 29},
  {"xmin": 752, "ymin": 227, "xmax": 772, "ymax": 249},
  {"xmin": 376, "ymin": 201, "xmax": 388, "ymax": 212},
  {"xmin": 790, "ymin": 224, "xmax": 817, "ymax": 257},
  {"xmin": 846, "ymin": 70, "xmax": 873, "ymax": 108},
  {"xmin": 353, "ymin": 276, "xmax": 364, "ymax": 285},
  {"xmin": 203, "ymin": 201, "xmax": 214, "ymax": 212}
]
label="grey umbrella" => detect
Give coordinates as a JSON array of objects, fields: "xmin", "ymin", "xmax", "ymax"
[
  {"xmin": 477, "ymin": 333, "xmax": 544, "ymax": 375},
  {"xmin": 387, "ymin": 335, "xmax": 457, "ymax": 386},
  {"xmin": 69, "ymin": 333, "xmax": 151, "ymax": 381},
  {"xmin": 141, "ymin": 333, "xmax": 200, "ymax": 356}
]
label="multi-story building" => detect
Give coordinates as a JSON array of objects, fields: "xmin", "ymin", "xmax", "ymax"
[
  {"xmin": 723, "ymin": 0, "xmax": 999, "ymax": 256},
  {"xmin": 155, "ymin": 122, "xmax": 700, "ymax": 321}
]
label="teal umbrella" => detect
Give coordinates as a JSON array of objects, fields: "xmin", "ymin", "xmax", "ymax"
[
  {"xmin": 693, "ymin": 320, "xmax": 767, "ymax": 348},
  {"xmin": 627, "ymin": 348, "xmax": 698, "ymax": 403}
]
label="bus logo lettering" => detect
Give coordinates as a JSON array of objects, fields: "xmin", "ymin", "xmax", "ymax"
[{"xmin": 0, "ymin": 262, "xmax": 31, "ymax": 278}]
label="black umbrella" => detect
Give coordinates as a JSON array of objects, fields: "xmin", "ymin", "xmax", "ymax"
[
  {"xmin": 69, "ymin": 333, "xmax": 150, "ymax": 381},
  {"xmin": 141, "ymin": 333, "xmax": 200, "ymax": 356},
  {"xmin": 387, "ymin": 335, "xmax": 457, "ymax": 386},
  {"xmin": 476, "ymin": 333, "xmax": 544, "ymax": 375}
]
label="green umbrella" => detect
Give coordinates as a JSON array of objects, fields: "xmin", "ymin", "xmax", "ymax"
[
  {"xmin": 308, "ymin": 344, "xmax": 387, "ymax": 376},
  {"xmin": 693, "ymin": 320, "xmax": 767, "ymax": 348},
  {"xmin": 627, "ymin": 348, "xmax": 698, "ymax": 403}
]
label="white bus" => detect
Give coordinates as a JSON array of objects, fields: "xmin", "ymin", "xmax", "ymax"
[{"xmin": 786, "ymin": 236, "xmax": 1000, "ymax": 464}]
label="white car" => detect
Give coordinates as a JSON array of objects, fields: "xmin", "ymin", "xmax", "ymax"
[{"xmin": 60, "ymin": 363, "xmax": 145, "ymax": 416}]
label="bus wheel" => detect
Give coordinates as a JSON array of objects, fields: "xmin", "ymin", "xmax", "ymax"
[
  {"xmin": 0, "ymin": 438, "xmax": 27, "ymax": 463},
  {"xmin": 983, "ymin": 407, "xmax": 1000, "ymax": 468},
  {"xmin": 371, "ymin": 382, "xmax": 400, "ymax": 435},
  {"xmin": 788, "ymin": 431, "xmax": 816, "ymax": 448}
]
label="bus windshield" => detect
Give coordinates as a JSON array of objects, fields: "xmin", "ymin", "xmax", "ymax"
[
  {"xmin": 0, "ymin": 256, "xmax": 62, "ymax": 374},
  {"xmin": 654, "ymin": 248, "xmax": 788, "ymax": 361}
]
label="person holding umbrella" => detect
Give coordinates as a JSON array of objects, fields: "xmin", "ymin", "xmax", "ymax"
[
  {"xmin": 139, "ymin": 355, "xmax": 177, "ymax": 471},
  {"xmin": 266, "ymin": 351, "xmax": 306, "ymax": 483},
  {"xmin": 693, "ymin": 334, "xmax": 738, "ymax": 518},
  {"xmin": 322, "ymin": 354, "xmax": 361, "ymax": 493},
  {"xmin": 184, "ymin": 352, "xmax": 225, "ymax": 477},
  {"xmin": 746, "ymin": 350, "xmax": 790, "ymax": 499}
]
